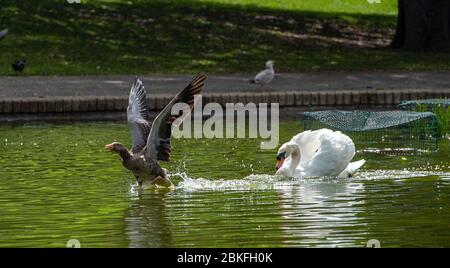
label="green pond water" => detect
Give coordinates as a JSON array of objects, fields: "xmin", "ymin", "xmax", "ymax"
[{"xmin": 0, "ymin": 121, "xmax": 449, "ymax": 248}]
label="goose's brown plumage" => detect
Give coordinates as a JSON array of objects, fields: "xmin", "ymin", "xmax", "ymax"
[{"xmin": 106, "ymin": 74, "xmax": 207, "ymax": 187}]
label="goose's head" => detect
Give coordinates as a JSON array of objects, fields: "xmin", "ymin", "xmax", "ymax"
[
  {"xmin": 275, "ymin": 142, "xmax": 298, "ymax": 170},
  {"xmin": 106, "ymin": 142, "xmax": 132, "ymax": 161},
  {"xmin": 105, "ymin": 142, "xmax": 126, "ymax": 153},
  {"xmin": 265, "ymin": 60, "xmax": 274, "ymax": 68}
]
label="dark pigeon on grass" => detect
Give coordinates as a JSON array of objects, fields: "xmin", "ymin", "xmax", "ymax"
[
  {"xmin": 0, "ymin": 29, "xmax": 8, "ymax": 40},
  {"xmin": 12, "ymin": 59, "xmax": 26, "ymax": 74}
]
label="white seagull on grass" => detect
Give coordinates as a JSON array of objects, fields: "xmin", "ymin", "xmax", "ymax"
[
  {"xmin": 0, "ymin": 29, "xmax": 8, "ymax": 41},
  {"xmin": 250, "ymin": 60, "xmax": 275, "ymax": 87}
]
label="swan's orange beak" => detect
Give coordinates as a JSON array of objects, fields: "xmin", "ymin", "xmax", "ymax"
[
  {"xmin": 275, "ymin": 151, "xmax": 286, "ymax": 170},
  {"xmin": 105, "ymin": 143, "xmax": 114, "ymax": 151},
  {"xmin": 275, "ymin": 158, "xmax": 284, "ymax": 170}
]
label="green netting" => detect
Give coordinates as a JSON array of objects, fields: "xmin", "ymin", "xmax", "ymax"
[
  {"xmin": 398, "ymin": 98, "xmax": 449, "ymax": 137},
  {"xmin": 302, "ymin": 110, "xmax": 437, "ymax": 131},
  {"xmin": 301, "ymin": 110, "xmax": 440, "ymax": 154}
]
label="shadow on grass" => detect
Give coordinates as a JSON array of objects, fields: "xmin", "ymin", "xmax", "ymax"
[{"xmin": 0, "ymin": 0, "xmax": 448, "ymax": 75}]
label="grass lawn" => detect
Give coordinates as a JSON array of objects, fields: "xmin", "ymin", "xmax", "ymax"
[
  {"xmin": 0, "ymin": 0, "xmax": 449, "ymax": 76},
  {"xmin": 89, "ymin": 0, "xmax": 398, "ymax": 16}
]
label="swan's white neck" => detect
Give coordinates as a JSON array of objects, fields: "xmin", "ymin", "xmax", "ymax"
[
  {"xmin": 277, "ymin": 144, "xmax": 300, "ymax": 177},
  {"xmin": 287, "ymin": 146, "xmax": 300, "ymax": 170}
]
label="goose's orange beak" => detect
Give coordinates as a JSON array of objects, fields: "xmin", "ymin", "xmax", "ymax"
[{"xmin": 105, "ymin": 143, "xmax": 114, "ymax": 151}]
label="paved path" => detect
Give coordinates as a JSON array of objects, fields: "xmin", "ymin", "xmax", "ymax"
[{"xmin": 1, "ymin": 71, "xmax": 449, "ymax": 98}]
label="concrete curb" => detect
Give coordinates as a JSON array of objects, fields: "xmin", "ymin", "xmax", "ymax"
[{"xmin": 1, "ymin": 89, "xmax": 449, "ymax": 114}]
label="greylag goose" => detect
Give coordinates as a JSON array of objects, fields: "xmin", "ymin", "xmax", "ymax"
[
  {"xmin": 106, "ymin": 74, "xmax": 207, "ymax": 188},
  {"xmin": 250, "ymin": 60, "xmax": 274, "ymax": 86}
]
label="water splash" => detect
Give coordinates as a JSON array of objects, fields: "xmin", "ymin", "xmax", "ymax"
[
  {"xmin": 169, "ymin": 169, "xmax": 450, "ymax": 192},
  {"xmin": 175, "ymin": 172, "xmax": 288, "ymax": 191},
  {"xmin": 356, "ymin": 169, "xmax": 450, "ymax": 181}
]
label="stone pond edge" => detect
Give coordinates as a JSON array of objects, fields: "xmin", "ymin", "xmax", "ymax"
[{"xmin": 1, "ymin": 89, "xmax": 449, "ymax": 114}]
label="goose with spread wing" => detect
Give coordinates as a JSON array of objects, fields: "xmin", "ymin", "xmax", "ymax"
[{"xmin": 106, "ymin": 74, "xmax": 206, "ymax": 188}]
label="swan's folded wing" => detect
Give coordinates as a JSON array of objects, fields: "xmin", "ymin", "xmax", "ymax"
[
  {"xmin": 291, "ymin": 129, "xmax": 333, "ymax": 167},
  {"xmin": 145, "ymin": 74, "xmax": 206, "ymax": 161},
  {"xmin": 303, "ymin": 130, "xmax": 356, "ymax": 177},
  {"xmin": 127, "ymin": 78, "xmax": 152, "ymax": 153}
]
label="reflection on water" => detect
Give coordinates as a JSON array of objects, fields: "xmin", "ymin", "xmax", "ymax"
[
  {"xmin": 125, "ymin": 192, "xmax": 173, "ymax": 248},
  {"xmin": 276, "ymin": 180, "xmax": 366, "ymax": 248},
  {"xmin": 0, "ymin": 122, "xmax": 449, "ymax": 247}
]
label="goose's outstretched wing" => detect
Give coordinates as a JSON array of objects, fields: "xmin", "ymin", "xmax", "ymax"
[
  {"xmin": 127, "ymin": 78, "xmax": 152, "ymax": 153},
  {"xmin": 146, "ymin": 74, "xmax": 206, "ymax": 161}
]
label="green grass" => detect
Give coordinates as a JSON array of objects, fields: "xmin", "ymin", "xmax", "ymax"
[
  {"xmin": 90, "ymin": 0, "xmax": 398, "ymax": 16},
  {"xmin": 1, "ymin": 0, "xmax": 449, "ymax": 75}
]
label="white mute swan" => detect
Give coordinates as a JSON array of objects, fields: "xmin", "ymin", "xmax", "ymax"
[{"xmin": 275, "ymin": 129, "xmax": 365, "ymax": 178}]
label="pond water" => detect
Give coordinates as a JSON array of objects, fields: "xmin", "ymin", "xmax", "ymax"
[{"xmin": 0, "ymin": 121, "xmax": 449, "ymax": 248}]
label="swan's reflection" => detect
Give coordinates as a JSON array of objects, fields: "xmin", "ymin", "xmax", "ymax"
[
  {"xmin": 124, "ymin": 191, "xmax": 173, "ymax": 248},
  {"xmin": 275, "ymin": 179, "xmax": 366, "ymax": 247}
]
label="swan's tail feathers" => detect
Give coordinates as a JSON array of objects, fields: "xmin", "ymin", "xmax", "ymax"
[
  {"xmin": 348, "ymin": 159, "xmax": 366, "ymax": 172},
  {"xmin": 338, "ymin": 159, "xmax": 366, "ymax": 178}
]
